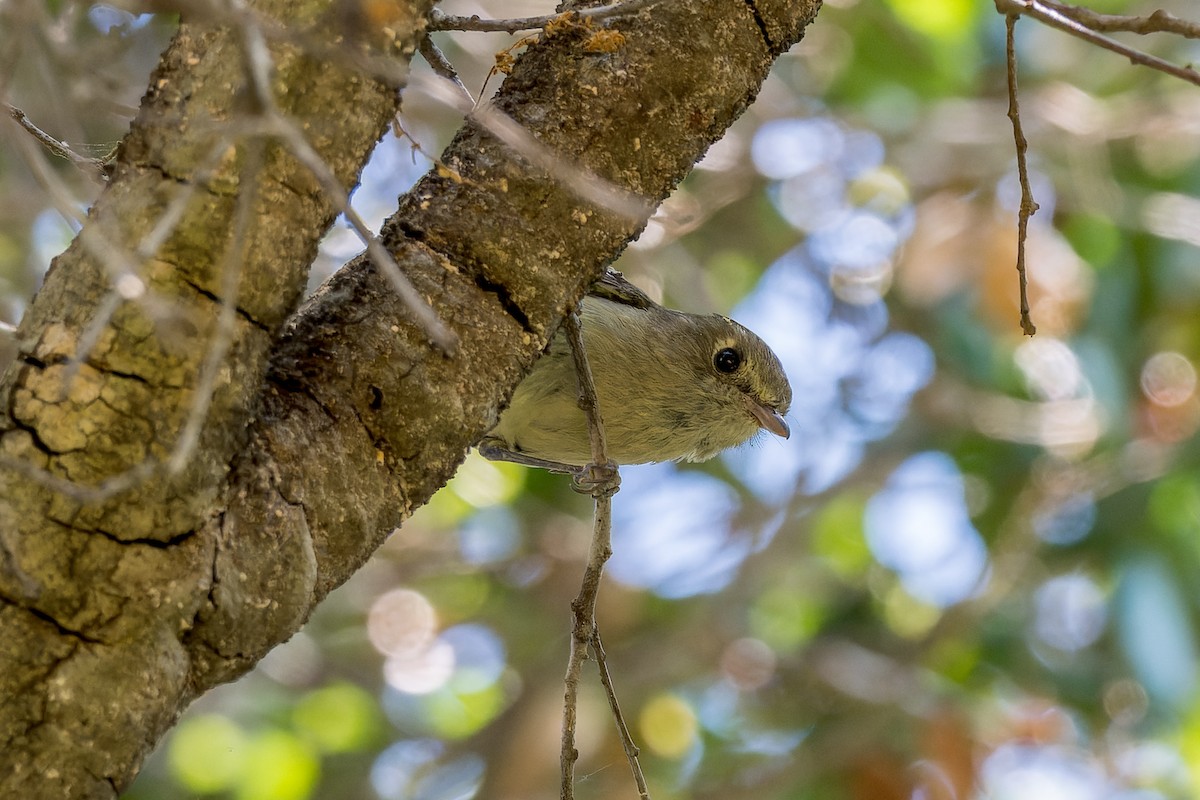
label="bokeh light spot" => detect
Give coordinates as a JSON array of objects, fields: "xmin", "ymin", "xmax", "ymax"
[
  {"xmin": 368, "ymin": 588, "xmax": 437, "ymax": 659},
  {"xmin": 383, "ymin": 638, "xmax": 456, "ymax": 695},
  {"xmin": 812, "ymin": 492, "xmax": 871, "ymax": 580},
  {"xmin": 292, "ymin": 682, "xmax": 382, "ymax": 753},
  {"xmin": 751, "ymin": 117, "xmax": 846, "ymax": 180},
  {"xmin": 979, "ymin": 743, "xmax": 1114, "ymax": 800},
  {"xmin": 865, "ymin": 452, "xmax": 989, "ymax": 607},
  {"xmin": 1141, "ymin": 351, "xmax": 1196, "ymax": 408},
  {"xmin": 446, "ymin": 452, "xmax": 526, "ymax": 509},
  {"xmin": 236, "ymin": 730, "xmax": 319, "ymax": 800},
  {"xmin": 424, "ymin": 683, "xmax": 506, "ymax": 740},
  {"xmin": 1033, "ymin": 493, "xmax": 1096, "ymax": 546},
  {"xmin": 440, "ymin": 624, "xmax": 507, "ymax": 692},
  {"xmin": 720, "ymin": 638, "xmax": 777, "ymax": 692},
  {"xmin": 881, "ymin": 584, "xmax": 942, "ymax": 639},
  {"xmin": 610, "ymin": 466, "xmax": 744, "ymax": 597},
  {"xmin": 1015, "ymin": 338, "xmax": 1088, "ymax": 402},
  {"xmin": 749, "ymin": 583, "xmax": 827, "ymax": 651},
  {"xmin": 1117, "ymin": 558, "xmax": 1199, "ymax": 707},
  {"xmin": 1032, "ymin": 574, "xmax": 1107, "ymax": 653},
  {"xmin": 639, "ymin": 693, "xmax": 699, "ymax": 759},
  {"xmin": 168, "ymin": 714, "xmax": 247, "ymax": 794},
  {"xmin": 886, "ymin": 0, "xmax": 977, "ymax": 39}
]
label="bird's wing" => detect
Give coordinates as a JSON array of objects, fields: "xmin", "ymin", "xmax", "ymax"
[{"xmin": 588, "ymin": 269, "xmax": 657, "ymax": 309}]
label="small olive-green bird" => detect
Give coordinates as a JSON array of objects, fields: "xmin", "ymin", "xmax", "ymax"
[{"xmin": 479, "ymin": 271, "xmax": 792, "ymax": 471}]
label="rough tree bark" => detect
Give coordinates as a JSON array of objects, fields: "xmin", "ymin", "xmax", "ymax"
[{"xmin": 0, "ymin": 0, "xmax": 821, "ymax": 796}]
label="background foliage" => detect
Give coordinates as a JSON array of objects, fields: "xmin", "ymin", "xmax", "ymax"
[{"xmin": 4, "ymin": 0, "xmax": 1200, "ymax": 797}]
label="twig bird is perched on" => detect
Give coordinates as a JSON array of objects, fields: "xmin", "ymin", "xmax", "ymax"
[{"xmin": 479, "ymin": 271, "xmax": 792, "ymax": 472}]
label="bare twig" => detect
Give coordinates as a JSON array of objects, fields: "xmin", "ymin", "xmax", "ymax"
[
  {"xmin": 4, "ymin": 102, "xmax": 109, "ymax": 180},
  {"xmin": 5, "ymin": 111, "xmax": 91, "ymax": 228},
  {"xmin": 429, "ymin": 0, "xmax": 661, "ymax": 34},
  {"xmin": 563, "ymin": 313, "xmax": 612, "ymax": 482},
  {"xmin": 1004, "ymin": 13, "xmax": 1038, "ymax": 337},
  {"xmin": 559, "ymin": 311, "xmax": 610, "ymax": 800},
  {"xmin": 996, "ymin": 0, "xmax": 1200, "ymax": 87},
  {"xmin": 592, "ymin": 626, "xmax": 650, "ymax": 799},
  {"xmin": 559, "ymin": 311, "xmax": 646, "ymax": 799},
  {"xmin": 4, "ymin": 100, "xmax": 170, "ymax": 390},
  {"xmin": 0, "ymin": 454, "xmax": 161, "ymax": 504},
  {"xmin": 1038, "ymin": 1, "xmax": 1200, "ymax": 39},
  {"xmin": 261, "ymin": 113, "xmax": 459, "ymax": 354},
  {"xmin": 232, "ymin": 5, "xmax": 458, "ymax": 354},
  {"xmin": 418, "ymin": 35, "xmax": 474, "ymax": 105},
  {"xmin": 411, "ymin": 70, "xmax": 652, "ymax": 221}
]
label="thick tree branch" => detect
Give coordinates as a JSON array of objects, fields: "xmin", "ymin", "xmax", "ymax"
[
  {"xmin": 0, "ymin": 0, "xmax": 431, "ymax": 794},
  {"xmin": 0, "ymin": 0, "xmax": 822, "ymax": 795}
]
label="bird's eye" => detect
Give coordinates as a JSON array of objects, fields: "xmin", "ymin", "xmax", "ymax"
[{"xmin": 713, "ymin": 347, "xmax": 742, "ymax": 374}]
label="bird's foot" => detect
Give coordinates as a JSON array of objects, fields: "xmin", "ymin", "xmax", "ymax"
[{"xmin": 572, "ymin": 461, "xmax": 620, "ymax": 498}]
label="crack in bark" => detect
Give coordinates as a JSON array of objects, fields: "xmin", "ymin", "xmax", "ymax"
[
  {"xmin": 5, "ymin": 417, "xmax": 65, "ymax": 458},
  {"xmin": 179, "ymin": 276, "xmax": 270, "ymax": 332},
  {"xmin": 19, "ymin": 602, "xmax": 105, "ymax": 645},
  {"xmin": 743, "ymin": 0, "xmax": 774, "ymax": 50},
  {"xmin": 127, "ymin": 157, "xmax": 235, "ymax": 197},
  {"xmin": 389, "ymin": 218, "xmax": 537, "ymax": 334},
  {"xmin": 472, "ymin": 272, "xmax": 533, "ymax": 333},
  {"xmin": 85, "ymin": 363, "xmax": 151, "ymax": 385},
  {"xmin": 90, "ymin": 525, "xmax": 198, "ymax": 549},
  {"xmin": 18, "ymin": 353, "xmax": 48, "ymax": 369}
]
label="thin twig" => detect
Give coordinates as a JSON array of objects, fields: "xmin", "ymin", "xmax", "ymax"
[
  {"xmin": 410, "ymin": 70, "xmax": 651, "ymax": 221},
  {"xmin": 559, "ymin": 311, "xmax": 642, "ymax": 799},
  {"xmin": 564, "ymin": 312, "xmax": 611, "ymax": 478},
  {"xmin": 5, "ymin": 109, "xmax": 91, "ymax": 228},
  {"xmin": 417, "ymin": 35, "xmax": 474, "ymax": 105},
  {"xmin": 592, "ymin": 626, "xmax": 650, "ymax": 799},
  {"xmin": 230, "ymin": 3, "xmax": 458, "ymax": 354},
  {"xmin": 559, "ymin": 311, "xmax": 607, "ymax": 800},
  {"xmin": 1038, "ymin": 1, "xmax": 1200, "ymax": 39},
  {"xmin": 4, "ymin": 102, "xmax": 109, "ymax": 180},
  {"xmin": 0, "ymin": 454, "xmax": 160, "ymax": 504},
  {"xmin": 996, "ymin": 0, "xmax": 1200, "ymax": 87},
  {"xmin": 5, "ymin": 100, "xmax": 166, "ymax": 392},
  {"xmin": 1004, "ymin": 13, "xmax": 1038, "ymax": 337},
  {"xmin": 429, "ymin": 0, "xmax": 661, "ymax": 34},
  {"xmin": 271, "ymin": 113, "xmax": 458, "ymax": 354},
  {"xmin": 560, "ymin": 498, "xmax": 601, "ymax": 800}
]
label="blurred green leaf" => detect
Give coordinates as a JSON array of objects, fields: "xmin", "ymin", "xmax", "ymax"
[
  {"xmin": 749, "ymin": 582, "xmax": 827, "ymax": 652},
  {"xmin": 812, "ymin": 491, "xmax": 871, "ymax": 580},
  {"xmin": 167, "ymin": 714, "xmax": 247, "ymax": 795},
  {"xmin": 292, "ymin": 682, "xmax": 383, "ymax": 754},
  {"xmin": 885, "ymin": 0, "xmax": 978, "ymax": 41},
  {"xmin": 1062, "ymin": 213, "xmax": 1121, "ymax": 271},
  {"xmin": 235, "ymin": 730, "xmax": 319, "ymax": 800},
  {"xmin": 423, "ymin": 683, "xmax": 506, "ymax": 740}
]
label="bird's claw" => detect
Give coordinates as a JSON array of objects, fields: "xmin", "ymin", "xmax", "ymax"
[{"xmin": 571, "ymin": 461, "xmax": 620, "ymax": 497}]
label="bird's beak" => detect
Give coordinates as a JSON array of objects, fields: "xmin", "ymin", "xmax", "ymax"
[{"xmin": 747, "ymin": 399, "xmax": 790, "ymax": 439}]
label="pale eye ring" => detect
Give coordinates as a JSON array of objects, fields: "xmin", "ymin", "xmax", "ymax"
[{"xmin": 713, "ymin": 347, "xmax": 742, "ymax": 374}]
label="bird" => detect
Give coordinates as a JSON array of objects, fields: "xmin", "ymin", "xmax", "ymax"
[{"xmin": 478, "ymin": 270, "xmax": 791, "ymax": 474}]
